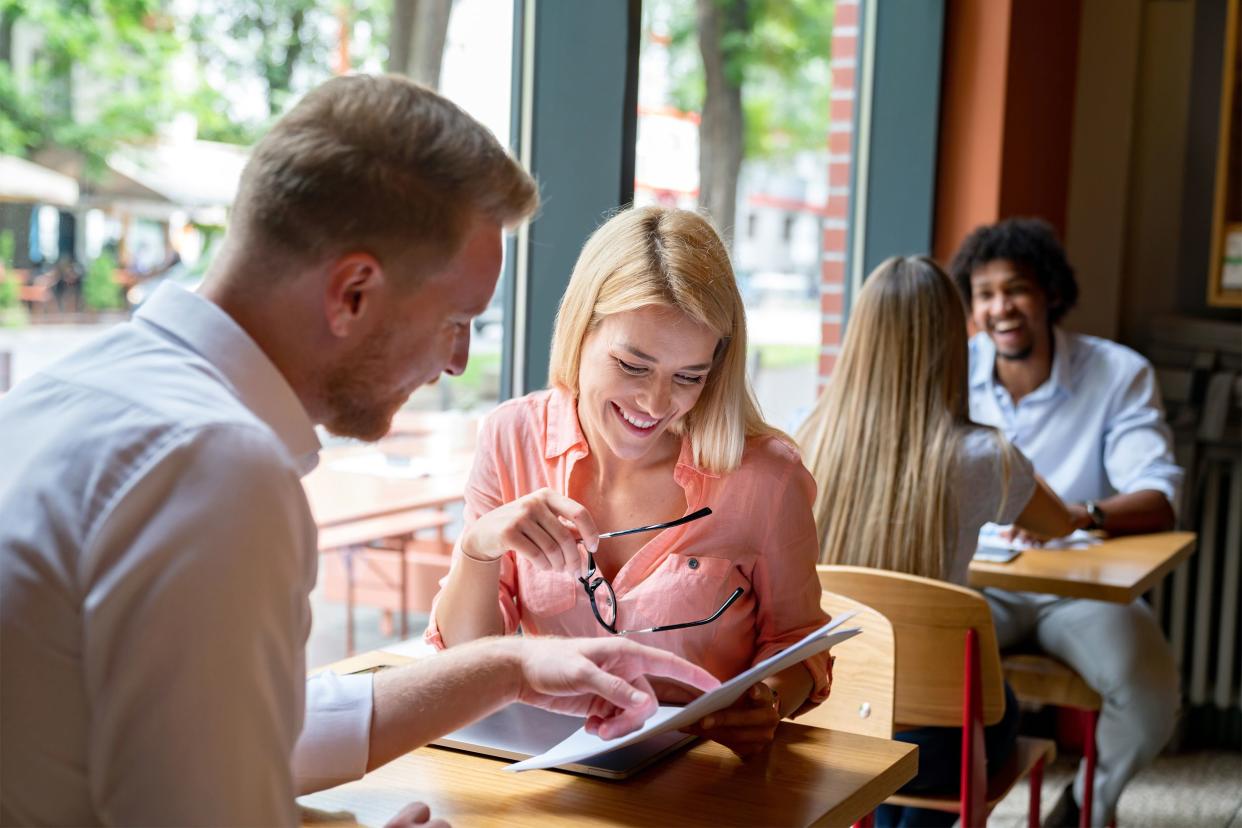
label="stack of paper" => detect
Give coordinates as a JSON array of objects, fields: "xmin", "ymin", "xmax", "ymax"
[{"xmin": 507, "ymin": 613, "xmax": 860, "ymax": 772}]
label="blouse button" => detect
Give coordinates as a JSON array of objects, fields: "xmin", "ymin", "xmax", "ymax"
[{"xmin": 687, "ymin": 558, "xmax": 700, "ymax": 570}]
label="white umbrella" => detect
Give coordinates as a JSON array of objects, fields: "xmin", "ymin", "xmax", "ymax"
[{"xmin": 0, "ymin": 154, "xmax": 79, "ymax": 207}]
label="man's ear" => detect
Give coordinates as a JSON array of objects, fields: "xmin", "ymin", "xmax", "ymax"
[{"xmin": 324, "ymin": 252, "xmax": 385, "ymax": 338}]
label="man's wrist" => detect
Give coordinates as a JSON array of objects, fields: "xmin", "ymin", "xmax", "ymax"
[
  {"xmin": 1082, "ymin": 500, "xmax": 1108, "ymax": 531},
  {"xmin": 1067, "ymin": 503, "xmax": 1093, "ymax": 532},
  {"xmin": 474, "ymin": 637, "xmax": 524, "ymax": 703}
]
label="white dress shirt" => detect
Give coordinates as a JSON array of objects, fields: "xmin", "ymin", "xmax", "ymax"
[
  {"xmin": 968, "ymin": 328, "xmax": 1183, "ymax": 506},
  {"xmin": 0, "ymin": 284, "xmax": 372, "ymax": 826}
]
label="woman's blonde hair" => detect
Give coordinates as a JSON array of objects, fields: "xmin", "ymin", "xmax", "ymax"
[
  {"xmin": 548, "ymin": 206, "xmax": 780, "ymax": 473},
  {"xmin": 797, "ymin": 256, "xmax": 1014, "ymax": 578}
]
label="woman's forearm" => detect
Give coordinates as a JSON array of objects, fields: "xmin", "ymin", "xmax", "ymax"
[
  {"xmin": 1014, "ymin": 476, "xmax": 1076, "ymax": 539},
  {"xmin": 765, "ymin": 662, "xmax": 814, "ymax": 719},
  {"xmin": 432, "ymin": 551, "xmax": 506, "ymax": 647}
]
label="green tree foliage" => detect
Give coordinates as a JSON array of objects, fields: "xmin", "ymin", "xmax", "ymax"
[
  {"xmin": 188, "ymin": 0, "xmax": 387, "ymax": 139},
  {"xmin": 82, "ymin": 251, "xmax": 122, "ymax": 310},
  {"xmin": 0, "ymin": 0, "xmax": 180, "ymax": 168},
  {"xmin": 0, "ymin": 231, "xmax": 17, "ymax": 311},
  {"xmin": 655, "ymin": 0, "xmax": 834, "ymax": 160}
]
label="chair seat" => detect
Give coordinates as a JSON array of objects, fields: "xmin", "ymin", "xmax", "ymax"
[
  {"xmin": 887, "ymin": 735, "xmax": 1057, "ymax": 814},
  {"xmin": 1003, "ymin": 653, "xmax": 1102, "ymax": 711}
]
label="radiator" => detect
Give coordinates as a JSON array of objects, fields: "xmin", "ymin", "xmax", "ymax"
[{"xmin": 1146, "ymin": 315, "xmax": 1242, "ymax": 749}]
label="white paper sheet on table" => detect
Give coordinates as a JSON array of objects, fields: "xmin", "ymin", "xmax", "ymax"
[
  {"xmin": 978, "ymin": 523, "xmax": 1102, "ymax": 551},
  {"xmin": 505, "ymin": 612, "xmax": 860, "ymax": 773}
]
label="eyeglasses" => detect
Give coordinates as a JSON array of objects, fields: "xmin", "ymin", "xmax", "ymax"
[{"xmin": 578, "ymin": 506, "xmax": 745, "ymax": 635}]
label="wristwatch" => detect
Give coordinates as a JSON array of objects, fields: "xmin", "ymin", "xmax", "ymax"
[{"xmin": 1083, "ymin": 500, "xmax": 1107, "ymax": 530}]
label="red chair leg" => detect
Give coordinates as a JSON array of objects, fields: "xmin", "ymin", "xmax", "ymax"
[
  {"xmin": 960, "ymin": 629, "xmax": 986, "ymax": 827},
  {"xmin": 852, "ymin": 812, "xmax": 875, "ymax": 828},
  {"xmin": 1029, "ymin": 754, "xmax": 1045, "ymax": 828},
  {"xmin": 1081, "ymin": 708, "xmax": 1099, "ymax": 828}
]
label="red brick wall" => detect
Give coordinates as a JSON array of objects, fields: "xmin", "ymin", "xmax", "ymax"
[{"xmin": 820, "ymin": 0, "xmax": 859, "ymax": 386}]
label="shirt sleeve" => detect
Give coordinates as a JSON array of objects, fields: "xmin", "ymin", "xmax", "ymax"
[
  {"xmin": 749, "ymin": 444, "xmax": 832, "ymax": 713},
  {"xmin": 1103, "ymin": 361, "xmax": 1183, "ymax": 508},
  {"xmin": 293, "ymin": 671, "xmax": 374, "ymax": 795},
  {"xmin": 424, "ymin": 411, "xmax": 522, "ymax": 649},
  {"xmin": 81, "ymin": 426, "xmax": 315, "ymax": 827},
  {"xmin": 994, "ymin": 438, "xmax": 1037, "ymax": 526}
]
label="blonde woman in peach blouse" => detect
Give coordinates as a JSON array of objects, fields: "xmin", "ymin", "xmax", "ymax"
[{"xmin": 428, "ymin": 206, "xmax": 830, "ymax": 756}]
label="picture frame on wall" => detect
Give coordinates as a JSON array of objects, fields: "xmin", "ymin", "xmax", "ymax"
[{"xmin": 1208, "ymin": 0, "xmax": 1242, "ymax": 307}]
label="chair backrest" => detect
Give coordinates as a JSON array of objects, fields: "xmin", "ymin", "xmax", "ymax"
[
  {"xmin": 797, "ymin": 590, "xmax": 895, "ymax": 738},
  {"xmin": 817, "ymin": 565, "xmax": 1006, "ymax": 727}
]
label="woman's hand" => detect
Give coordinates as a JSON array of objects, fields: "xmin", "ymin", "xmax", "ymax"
[
  {"xmin": 460, "ymin": 488, "xmax": 599, "ymax": 572},
  {"xmin": 383, "ymin": 802, "xmax": 449, "ymax": 828},
  {"xmin": 683, "ymin": 682, "xmax": 780, "ymax": 759}
]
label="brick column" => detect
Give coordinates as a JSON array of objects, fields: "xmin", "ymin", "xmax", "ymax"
[{"xmin": 820, "ymin": 0, "xmax": 859, "ymax": 386}]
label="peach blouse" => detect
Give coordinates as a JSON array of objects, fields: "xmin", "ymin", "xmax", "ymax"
[{"xmin": 426, "ymin": 387, "xmax": 831, "ymax": 707}]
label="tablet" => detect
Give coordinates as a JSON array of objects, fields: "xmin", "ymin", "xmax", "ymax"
[
  {"xmin": 974, "ymin": 542, "xmax": 1021, "ymax": 563},
  {"xmin": 431, "ymin": 702, "xmax": 695, "ymax": 779}
]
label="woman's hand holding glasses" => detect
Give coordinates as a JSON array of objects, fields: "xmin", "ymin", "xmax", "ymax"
[{"xmin": 460, "ymin": 487, "xmax": 599, "ymax": 572}]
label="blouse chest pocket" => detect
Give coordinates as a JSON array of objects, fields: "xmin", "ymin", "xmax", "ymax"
[
  {"xmin": 650, "ymin": 553, "xmax": 740, "ymax": 625},
  {"xmin": 518, "ymin": 567, "xmax": 580, "ymax": 618}
]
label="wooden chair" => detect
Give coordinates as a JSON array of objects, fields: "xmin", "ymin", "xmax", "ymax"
[
  {"xmin": 1002, "ymin": 652, "xmax": 1102, "ymax": 827},
  {"xmin": 797, "ymin": 590, "xmax": 895, "ymax": 740},
  {"xmin": 817, "ymin": 565, "xmax": 1056, "ymax": 828}
]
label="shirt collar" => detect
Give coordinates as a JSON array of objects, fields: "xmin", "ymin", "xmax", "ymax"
[
  {"xmin": 545, "ymin": 385, "xmax": 588, "ymax": 459},
  {"xmin": 1047, "ymin": 326, "xmax": 1075, "ymax": 395},
  {"xmin": 969, "ymin": 327, "xmax": 1075, "ymax": 398},
  {"xmin": 135, "ymin": 283, "xmax": 322, "ymax": 475},
  {"xmin": 969, "ymin": 332, "xmax": 995, "ymax": 390},
  {"xmin": 543, "ymin": 385, "xmax": 719, "ymax": 482}
]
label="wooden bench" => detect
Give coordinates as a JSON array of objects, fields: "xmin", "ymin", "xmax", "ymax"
[
  {"xmin": 318, "ymin": 509, "xmax": 451, "ymax": 552},
  {"xmin": 19, "ymin": 283, "xmax": 50, "ymax": 312},
  {"xmin": 320, "ymin": 509, "xmax": 454, "ymax": 655}
]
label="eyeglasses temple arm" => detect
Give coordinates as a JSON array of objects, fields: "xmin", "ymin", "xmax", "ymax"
[{"xmin": 597, "ymin": 506, "xmax": 713, "ymax": 540}]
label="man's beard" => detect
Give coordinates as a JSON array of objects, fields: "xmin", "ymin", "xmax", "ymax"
[
  {"xmin": 995, "ymin": 344, "xmax": 1034, "ymax": 361},
  {"xmin": 321, "ymin": 326, "xmax": 405, "ymax": 442}
]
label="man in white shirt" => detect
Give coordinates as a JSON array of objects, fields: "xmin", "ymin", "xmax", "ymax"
[
  {"xmin": 0, "ymin": 75, "xmax": 718, "ymax": 827},
  {"xmin": 950, "ymin": 217, "xmax": 1183, "ymax": 827}
]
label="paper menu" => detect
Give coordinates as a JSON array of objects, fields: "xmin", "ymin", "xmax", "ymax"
[
  {"xmin": 978, "ymin": 523, "xmax": 1101, "ymax": 551},
  {"xmin": 506, "ymin": 612, "xmax": 860, "ymax": 772}
]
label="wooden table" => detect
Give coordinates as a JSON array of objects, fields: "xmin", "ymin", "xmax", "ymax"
[
  {"xmin": 303, "ymin": 439, "xmax": 474, "ymax": 652},
  {"xmin": 304, "ymin": 459, "xmax": 472, "ymax": 529},
  {"xmin": 300, "ymin": 712, "xmax": 917, "ymax": 828},
  {"xmin": 968, "ymin": 531, "xmax": 1197, "ymax": 603}
]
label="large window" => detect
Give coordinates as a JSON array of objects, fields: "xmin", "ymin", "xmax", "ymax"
[
  {"xmin": 635, "ymin": 0, "xmax": 858, "ymax": 432},
  {"xmin": 0, "ymin": 0, "xmax": 514, "ymax": 419}
]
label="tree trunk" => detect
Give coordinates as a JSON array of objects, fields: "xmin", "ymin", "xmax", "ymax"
[
  {"xmin": 388, "ymin": 0, "xmax": 453, "ymax": 90},
  {"xmin": 0, "ymin": 8, "xmax": 16, "ymax": 66},
  {"xmin": 696, "ymin": 0, "xmax": 746, "ymax": 245}
]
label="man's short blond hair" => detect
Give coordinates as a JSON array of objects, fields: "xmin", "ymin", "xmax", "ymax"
[{"xmin": 233, "ymin": 74, "xmax": 538, "ymax": 277}]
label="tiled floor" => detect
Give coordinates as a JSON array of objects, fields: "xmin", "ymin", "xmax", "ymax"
[
  {"xmin": 306, "ymin": 586, "xmax": 429, "ymax": 670},
  {"xmin": 984, "ymin": 749, "xmax": 1241, "ymax": 827}
]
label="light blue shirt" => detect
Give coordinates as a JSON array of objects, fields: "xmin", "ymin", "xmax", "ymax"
[{"xmin": 968, "ymin": 328, "xmax": 1183, "ymax": 508}]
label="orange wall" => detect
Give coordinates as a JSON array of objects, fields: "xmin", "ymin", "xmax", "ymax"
[
  {"xmin": 934, "ymin": 0, "xmax": 1082, "ymax": 264},
  {"xmin": 933, "ymin": 0, "xmax": 1011, "ymax": 263},
  {"xmin": 999, "ymin": 0, "xmax": 1081, "ymax": 230}
]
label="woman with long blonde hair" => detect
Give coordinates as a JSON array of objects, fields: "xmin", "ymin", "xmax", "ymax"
[
  {"xmin": 429, "ymin": 206, "xmax": 832, "ymax": 757},
  {"xmin": 799, "ymin": 255, "xmax": 1073, "ymax": 582},
  {"xmin": 798, "ymin": 256, "xmax": 1074, "ymax": 828}
]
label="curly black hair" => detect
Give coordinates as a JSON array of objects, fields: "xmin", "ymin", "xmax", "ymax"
[{"xmin": 947, "ymin": 217, "xmax": 1079, "ymax": 325}]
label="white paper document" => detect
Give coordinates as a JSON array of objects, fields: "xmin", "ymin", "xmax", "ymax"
[
  {"xmin": 505, "ymin": 612, "xmax": 861, "ymax": 772},
  {"xmin": 978, "ymin": 523, "xmax": 1102, "ymax": 552}
]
